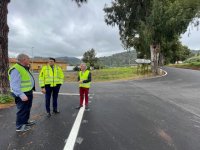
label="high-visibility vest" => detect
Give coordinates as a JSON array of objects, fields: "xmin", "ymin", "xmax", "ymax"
[
  {"xmin": 79, "ymin": 70, "xmax": 91, "ymax": 88},
  {"xmin": 39, "ymin": 65, "xmax": 64, "ymax": 87},
  {"xmin": 8, "ymin": 63, "xmax": 33, "ymax": 92}
]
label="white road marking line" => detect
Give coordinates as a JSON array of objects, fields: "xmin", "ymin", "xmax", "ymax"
[
  {"xmin": 190, "ymin": 119, "xmax": 200, "ymax": 124},
  {"xmin": 168, "ymin": 100, "xmax": 200, "ymax": 118},
  {"xmin": 63, "ymin": 100, "xmax": 85, "ymax": 150}
]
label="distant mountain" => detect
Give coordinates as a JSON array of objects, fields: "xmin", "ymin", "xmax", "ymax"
[
  {"xmin": 56, "ymin": 57, "xmax": 81, "ymax": 65},
  {"xmin": 191, "ymin": 50, "xmax": 200, "ymax": 55},
  {"xmin": 34, "ymin": 56, "xmax": 81, "ymax": 65},
  {"xmin": 98, "ymin": 50, "xmax": 137, "ymax": 67}
]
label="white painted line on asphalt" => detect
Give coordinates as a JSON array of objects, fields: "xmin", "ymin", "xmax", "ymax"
[
  {"xmin": 63, "ymin": 101, "xmax": 85, "ymax": 150},
  {"xmin": 168, "ymin": 100, "xmax": 200, "ymax": 118},
  {"xmin": 190, "ymin": 119, "xmax": 200, "ymax": 124}
]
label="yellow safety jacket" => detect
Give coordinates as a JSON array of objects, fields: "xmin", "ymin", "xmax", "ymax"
[
  {"xmin": 79, "ymin": 70, "xmax": 91, "ymax": 88},
  {"xmin": 39, "ymin": 65, "xmax": 64, "ymax": 87},
  {"xmin": 8, "ymin": 63, "xmax": 33, "ymax": 92}
]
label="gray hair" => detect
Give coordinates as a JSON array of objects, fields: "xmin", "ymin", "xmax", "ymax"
[
  {"xmin": 17, "ymin": 53, "xmax": 29, "ymax": 62},
  {"xmin": 80, "ymin": 63, "xmax": 86, "ymax": 67}
]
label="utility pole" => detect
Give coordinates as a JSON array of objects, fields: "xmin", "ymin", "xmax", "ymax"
[{"xmin": 31, "ymin": 47, "xmax": 34, "ymax": 72}]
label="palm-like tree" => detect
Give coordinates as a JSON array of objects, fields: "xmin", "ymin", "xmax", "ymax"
[{"xmin": 0, "ymin": 0, "xmax": 87, "ymax": 95}]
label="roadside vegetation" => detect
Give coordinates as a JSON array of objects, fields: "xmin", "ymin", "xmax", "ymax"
[
  {"xmin": 65, "ymin": 66, "xmax": 152, "ymax": 82},
  {"xmin": 0, "ymin": 95, "xmax": 14, "ymax": 109},
  {"xmin": 168, "ymin": 55, "xmax": 200, "ymax": 70}
]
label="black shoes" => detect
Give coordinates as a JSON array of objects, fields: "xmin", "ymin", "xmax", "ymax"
[
  {"xmin": 53, "ymin": 110, "xmax": 60, "ymax": 114},
  {"xmin": 85, "ymin": 106, "xmax": 90, "ymax": 110},
  {"xmin": 75, "ymin": 106, "xmax": 82, "ymax": 109},
  {"xmin": 47, "ymin": 110, "xmax": 60, "ymax": 117},
  {"xmin": 75, "ymin": 106, "xmax": 90, "ymax": 110}
]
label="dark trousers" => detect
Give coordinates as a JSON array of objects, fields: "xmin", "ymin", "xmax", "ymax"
[
  {"xmin": 45, "ymin": 84, "xmax": 61, "ymax": 113},
  {"xmin": 79, "ymin": 87, "xmax": 89, "ymax": 106},
  {"xmin": 14, "ymin": 93, "xmax": 33, "ymax": 129}
]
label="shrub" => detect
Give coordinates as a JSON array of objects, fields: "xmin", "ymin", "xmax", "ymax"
[{"xmin": 0, "ymin": 94, "xmax": 14, "ymax": 104}]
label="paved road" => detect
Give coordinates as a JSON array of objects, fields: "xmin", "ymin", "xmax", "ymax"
[{"xmin": 0, "ymin": 67, "xmax": 200, "ymax": 150}]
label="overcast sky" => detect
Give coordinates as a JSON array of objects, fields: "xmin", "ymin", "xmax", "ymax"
[{"xmin": 8, "ymin": 0, "xmax": 200, "ymax": 58}]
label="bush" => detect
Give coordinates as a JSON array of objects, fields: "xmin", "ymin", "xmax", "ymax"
[
  {"xmin": 184, "ymin": 56, "xmax": 200, "ymax": 63},
  {"xmin": 73, "ymin": 66, "xmax": 80, "ymax": 71},
  {"xmin": 0, "ymin": 94, "xmax": 14, "ymax": 104}
]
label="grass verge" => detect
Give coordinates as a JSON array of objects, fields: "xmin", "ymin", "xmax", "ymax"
[
  {"xmin": 168, "ymin": 63, "xmax": 200, "ymax": 70},
  {"xmin": 65, "ymin": 66, "xmax": 153, "ymax": 82}
]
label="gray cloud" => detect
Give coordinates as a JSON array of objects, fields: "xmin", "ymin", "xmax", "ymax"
[{"xmin": 7, "ymin": 0, "xmax": 200, "ymax": 58}]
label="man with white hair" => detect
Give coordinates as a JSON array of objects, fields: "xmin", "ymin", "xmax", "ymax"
[
  {"xmin": 8, "ymin": 53, "xmax": 36, "ymax": 132},
  {"xmin": 76, "ymin": 63, "xmax": 91, "ymax": 110}
]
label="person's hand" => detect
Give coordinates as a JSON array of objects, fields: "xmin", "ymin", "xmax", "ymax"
[
  {"xmin": 41, "ymin": 88, "xmax": 46, "ymax": 94},
  {"xmin": 21, "ymin": 95, "xmax": 28, "ymax": 101},
  {"xmin": 79, "ymin": 80, "xmax": 83, "ymax": 84}
]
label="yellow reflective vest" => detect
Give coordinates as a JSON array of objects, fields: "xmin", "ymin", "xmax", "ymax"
[
  {"xmin": 8, "ymin": 63, "xmax": 33, "ymax": 92},
  {"xmin": 79, "ymin": 70, "xmax": 91, "ymax": 88},
  {"xmin": 39, "ymin": 65, "xmax": 64, "ymax": 87}
]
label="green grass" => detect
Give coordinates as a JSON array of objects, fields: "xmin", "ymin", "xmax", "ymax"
[
  {"xmin": 168, "ymin": 62, "xmax": 200, "ymax": 70},
  {"xmin": 0, "ymin": 94, "xmax": 14, "ymax": 104},
  {"xmin": 64, "ymin": 66, "xmax": 152, "ymax": 82}
]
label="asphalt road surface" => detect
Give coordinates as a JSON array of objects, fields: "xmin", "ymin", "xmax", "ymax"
[{"xmin": 0, "ymin": 67, "xmax": 200, "ymax": 150}]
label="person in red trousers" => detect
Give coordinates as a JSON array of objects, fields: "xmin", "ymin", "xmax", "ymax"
[{"xmin": 76, "ymin": 63, "xmax": 91, "ymax": 110}]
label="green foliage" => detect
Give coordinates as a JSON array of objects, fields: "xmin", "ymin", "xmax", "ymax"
[
  {"xmin": 104, "ymin": 0, "xmax": 200, "ymax": 61},
  {"xmin": 184, "ymin": 56, "xmax": 200, "ymax": 63},
  {"xmin": 82, "ymin": 48, "xmax": 98, "ymax": 67},
  {"xmin": 92, "ymin": 67, "xmax": 137, "ymax": 81},
  {"xmin": 73, "ymin": 65, "xmax": 80, "ymax": 71},
  {"xmin": 169, "ymin": 62, "xmax": 200, "ymax": 70},
  {"xmin": 73, "ymin": 0, "xmax": 87, "ymax": 6},
  {"xmin": 99, "ymin": 50, "xmax": 137, "ymax": 67},
  {"xmin": 0, "ymin": 94, "xmax": 14, "ymax": 104},
  {"xmin": 65, "ymin": 67, "xmax": 152, "ymax": 82},
  {"xmin": 162, "ymin": 40, "xmax": 192, "ymax": 64}
]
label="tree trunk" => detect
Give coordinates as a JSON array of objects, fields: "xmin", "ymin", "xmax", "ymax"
[
  {"xmin": 0, "ymin": 0, "xmax": 10, "ymax": 95},
  {"xmin": 150, "ymin": 44, "xmax": 160, "ymax": 75},
  {"xmin": 158, "ymin": 53, "xmax": 164, "ymax": 66}
]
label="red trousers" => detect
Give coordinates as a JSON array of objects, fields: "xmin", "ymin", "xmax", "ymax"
[{"xmin": 79, "ymin": 87, "xmax": 89, "ymax": 106}]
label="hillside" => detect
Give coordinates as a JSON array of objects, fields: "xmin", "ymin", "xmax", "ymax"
[
  {"xmin": 34, "ymin": 56, "xmax": 81, "ymax": 65},
  {"xmin": 191, "ymin": 50, "xmax": 200, "ymax": 55},
  {"xmin": 33, "ymin": 50, "xmax": 137, "ymax": 67},
  {"xmin": 56, "ymin": 56, "xmax": 81, "ymax": 65},
  {"xmin": 99, "ymin": 50, "xmax": 137, "ymax": 67}
]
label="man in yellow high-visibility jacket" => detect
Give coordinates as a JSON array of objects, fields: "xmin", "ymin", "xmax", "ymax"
[
  {"xmin": 39, "ymin": 58, "xmax": 64, "ymax": 117},
  {"xmin": 8, "ymin": 53, "xmax": 36, "ymax": 132},
  {"xmin": 76, "ymin": 63, "xmax": 91, "ymax": 110}
]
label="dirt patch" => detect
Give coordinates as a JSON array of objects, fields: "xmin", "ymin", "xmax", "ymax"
[
  {"xmin": 0, "ymin": 102, "xmax": 15, "ymax": 109},
  {"xmin": 157, "ymin": 129, "xmax": 174, "ymax": 147}
]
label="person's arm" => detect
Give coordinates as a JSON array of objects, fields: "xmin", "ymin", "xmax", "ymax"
[
  {"xmin": 58, "ymin": 66, "xmax": 64, "ymax": 84},
  {"xmin": 10, "ymin": 69, "xmax": 28, "ymax": 101},
  {"xmin": 39, "ymin": 66, "xmax": 46, "ymax": 94},
  {"xmin": 83, "ymin": 72, "xmax": 91, "ymax": 83},
  {"xmin": 39, "ymin": 66, "xmax": 45, "ymax": 88},
  {"xmin": 78, "ymin": 73, "xmax": 80, "ymax": 81}
]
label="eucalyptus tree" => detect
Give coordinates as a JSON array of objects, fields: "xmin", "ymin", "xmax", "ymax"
[
  {"xmin": 104, "ymin": 0, "xmax": 200, "ymax": 74},
  {"xmin": 0, "ymin": 0, "xmax": 10, "ymax": 95},
  {"xmin": 0, "ymin": 0, "xmax": 87, "ymax": 95}
]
